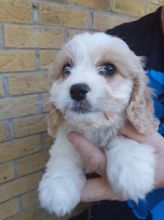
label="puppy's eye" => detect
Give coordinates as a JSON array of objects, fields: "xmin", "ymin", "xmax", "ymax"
[
  {"xmin": 63, "ymin": 63, "xmax": 72, "ymax": 77},
  {"xmin": 98, "ymin": 63, "xmax": 116, "ymax": 77}
]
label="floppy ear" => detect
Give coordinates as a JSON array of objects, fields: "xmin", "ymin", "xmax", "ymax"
[
  {"xmin": 47, "ymin": 51, "xmax": 67, "ymax": 137},
  {"xmin": 47, "ymin": 103, "xmax": 63, "ymax": 137},
  {"xmin": 126, "ymin": 71, "xmax": 158, "ymax": 135},
  {"xmin": 111, "ymin": 44, "xmax": 158, "ymax": 135}
]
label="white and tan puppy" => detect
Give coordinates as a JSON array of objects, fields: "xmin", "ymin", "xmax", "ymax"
[{"xmin": 39, "ymin": 32, "xmax": 158, "ymax": 216}]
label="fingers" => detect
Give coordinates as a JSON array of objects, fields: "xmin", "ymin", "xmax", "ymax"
[
  {"xmin": 68, "ymin": 132, "xmax": 124, "ymax": 202},
  {"xmin": 81, "ymin": 177, "xmax": 124, "ymax": 202},
  {"xmin": 68, "ymin": 131, "xmax": 106, "ymax": 175}
]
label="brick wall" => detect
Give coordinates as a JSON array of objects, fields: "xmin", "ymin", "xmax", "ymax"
[{"xmin": 0, "ymin": 0, "xmax": 163, "ymax": 219}]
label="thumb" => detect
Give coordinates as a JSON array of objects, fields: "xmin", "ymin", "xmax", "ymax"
[{"xmin": 68, "ymin": 131, "xmax": 106, "ymax": 175}]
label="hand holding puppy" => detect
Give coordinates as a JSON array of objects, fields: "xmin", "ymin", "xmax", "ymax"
[
  {"xmin": 68, "ymin": 124, "xmax": 164, "ymax": 203},
  {"xmin": 68, "ymin": 131, "xmax": 124, "ymax": 202}
]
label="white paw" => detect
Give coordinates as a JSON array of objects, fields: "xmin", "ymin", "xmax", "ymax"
[
  {"xmin": 39, "ymin": 175, "xmax": 86, "ymax": 216},
  {"xmin": 106, "ymin": 136, "xmax": 155, "ymax": 202}
]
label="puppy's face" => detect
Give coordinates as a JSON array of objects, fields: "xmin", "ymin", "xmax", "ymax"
[{"xmin": 49, "ymin": 33, "xmax": 157, "ymax": 133}]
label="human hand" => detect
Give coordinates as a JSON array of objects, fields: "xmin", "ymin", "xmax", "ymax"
[
  {"xmin": 68, "ymin": 132, "xmax": 124, "ymax": 202},
  {"xmin": 68, "ymin": 123, "xmax": 164, "ymax": 203}
]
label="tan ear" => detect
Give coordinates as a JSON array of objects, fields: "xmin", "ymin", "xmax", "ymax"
[
  {"xmin": 47, "ymin": 103, "xmax": 63, "ymax": 137},
  {"xmin": 126, "ymin": 74, "xmax": 158, "ymax": 135},
  {"xmin": 47, "ymin": 51, "xmax": 68, "ymax": 137}
]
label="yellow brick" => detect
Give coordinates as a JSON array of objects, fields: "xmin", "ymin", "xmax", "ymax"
[
  {"xmin": 39, "ymin": 2, "xmax": 88, "ymax": 29},
  {"xmin": 42, "ymin": 133, "xmax": 54, "ymax": 150},
  {"xmin": 0, "ymin": 50, "xmax": 35, "ymax": 72},
  {"xmin": 0, "ymin": 80, "xmax": 4, "ymax": 96},
  {"xmin": 5, "ymin": 24, "xmax": 64, "ymax": 49},
  {"xmin": 159, "ymin": 0, "xmax": 164, "ymax": 5},
  {"xmin": 17, "ymin": 151, "xmax": 49, "ymax": 176},
  {"xmin": 112, "ymin": 0, "xmax": 145, "ymax": 17},
  {"xmin": 0, "ymin": 0, "xmax": 32, "ymax": 23},
  {"xmin": 22, "ymin": 190, "xmax": 39, "ymax": 209},
  {"xmin": 147, "ymin": 0, "xmax": 159, "ymax": 3},
  {"xmin": 146, "ymin": 3, "xmax": 158, "ymax": 14},
  {"xmin": 8, "ymin": 73, "xmax": 48, "ymax": 95},
  {"xmin": 40, "ymin": 50, "xmax": 58, "ymax": 69},
  {"xmin": 0, "ymin": 172, "xmax": 42, "ymax": 203},
  {"xmin": 0, "ymin": 135, "xmax": 40, "ymax": 162},
  {"xmin": 68, "ymin": 0, "xmax": 110, "ymax": 9},
  {"xmin": 0, "ymin": 198, "xmax": 20, "ymax": 220},
  {"xmin": 93, "ymin": 12, "xmax": 130, "ymax": 31},
  {"xmin": 0, "ymin": 162, "xmax": 15, "ymax": 184},
  {"xmin": 0, "ymin": 95, "xmax": 38, "ymax": 120},
  {"xmin": 41, "ymin": 92, "xmax": 49, "ymax": 112},
  {"xmin": 67, "ymin": 30, "xmax": 84, "ymax": 40},
  {"xmin": 13, "ymin": 114, "xmax": 47, "ymax": 137},
  {"xmin": 0, "ymin": 121, "xmax": 8, "ymax": 142},
  {"xmin": 5, "ymin": 207, "xmax": 48, "ymax": 220}
]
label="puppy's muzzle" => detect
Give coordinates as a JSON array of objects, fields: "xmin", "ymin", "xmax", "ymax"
[{"xmin": 70, "ymin": 83, "xmax": 90, "ymax": 101}]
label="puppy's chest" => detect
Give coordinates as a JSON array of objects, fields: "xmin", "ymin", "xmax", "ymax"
[
  {"xmin": 64, "ymin": 123, "xmax": 118, "ymax": 149},
  {"xmin": 80, "ymin": 128, "xmax": 117, "ymax": 149}
]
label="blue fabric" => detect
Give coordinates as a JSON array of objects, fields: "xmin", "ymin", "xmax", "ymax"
[
  {"xmin": 128, "ymin": 200, "xmax": 149, "ymax": 219},
  {"xmin": 148, "ymin": 69, "xmax": 164, "ymax": 134},
  {"xmin": 151, "ymin": 200, "xmax": 164, "ymax": 220},
  {"xmin": 128, "ymin": 189, "xmax": 164, "ymax": 219}
]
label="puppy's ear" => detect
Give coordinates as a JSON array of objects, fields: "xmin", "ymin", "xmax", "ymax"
[
  {"xmin": 47, "ymin": 103, "xmax": 63, "ymax": 137},
  {"xmin": 126, "ymin": 69, "xmax": 158, "ymax": 135},
  {"xmin": 47, "ymin": 51, "xmax": 67, "ymax": 137}
]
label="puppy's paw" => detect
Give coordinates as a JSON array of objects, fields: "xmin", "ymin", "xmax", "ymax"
[
  {"xmin": 106, "ymin": 136, "xmax": 155, "ymax": 201},
  {"xmin": 39, "ymin": 175, "xmax": 85, "ymax": 216}
]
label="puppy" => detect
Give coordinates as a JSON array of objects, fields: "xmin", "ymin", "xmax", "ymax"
[{"xmin": 39, "ymin": 32, "xmax": 158, "ymax": 216}]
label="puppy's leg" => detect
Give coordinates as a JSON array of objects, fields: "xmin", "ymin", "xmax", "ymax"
[
  {"xmin": 106, "ymin": 136, "xmax": 155, "ymax": 201},
  {"xmin": 39, "ymin": 127, "xmax": 86, "ymax": 216}
]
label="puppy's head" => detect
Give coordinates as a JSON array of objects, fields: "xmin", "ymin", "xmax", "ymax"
[{"xmin": 48, "ymin": 32, "xmax": 157, "ymax": 136}]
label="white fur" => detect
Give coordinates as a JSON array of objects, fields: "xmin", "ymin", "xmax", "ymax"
[
  {"xmin": 106, "ymin": 136, "xmax": 155, "ymax": 202},
  {"xmin": 39, "ymin": 32, "xmax": 155, "ymax": 216},
  {"xmin": 39, "ymin": 126, "xmax": 86, "ymax": 216}
]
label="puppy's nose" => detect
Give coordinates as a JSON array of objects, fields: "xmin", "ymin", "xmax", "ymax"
[{"xmin": 70, "ymin": 83, "xmax": 90, "ymax": 101}]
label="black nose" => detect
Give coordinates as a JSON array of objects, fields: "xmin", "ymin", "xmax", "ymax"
[{"xmin": 70, "ymin": 83, "xmax": 90, "ymax": 101}]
